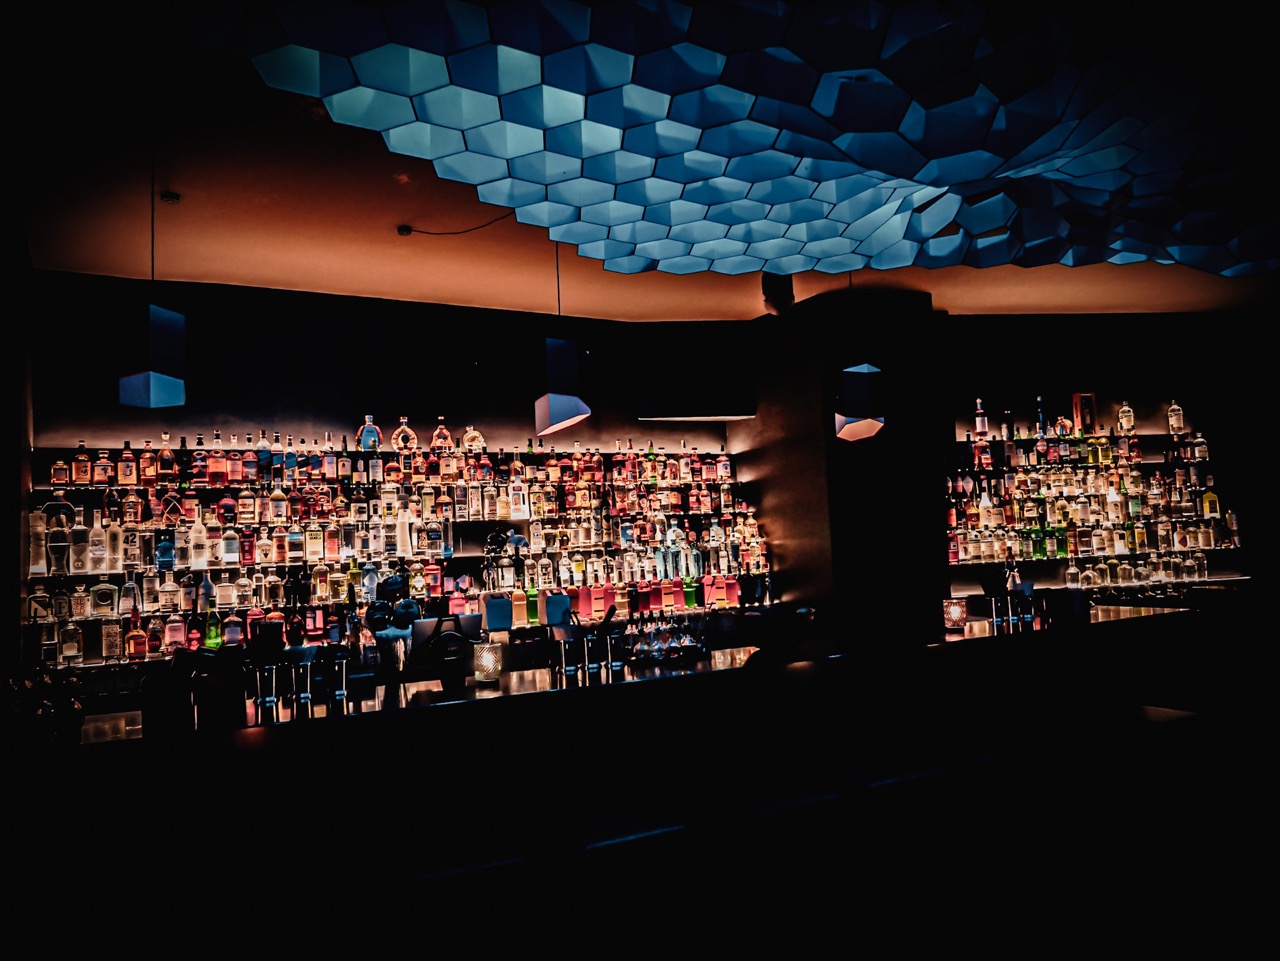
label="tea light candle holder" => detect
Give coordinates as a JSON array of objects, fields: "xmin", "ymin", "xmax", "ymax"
[
  {"xmin": 942, "ymin": 597, "xmax": 968, "ymax": 630},
  {"xmin": 474, "ymin": 633, "xmax": 504, "ymax": 684}
]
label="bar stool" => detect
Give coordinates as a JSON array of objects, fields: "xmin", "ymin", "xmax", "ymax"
[
  {"xmin": 246, "ymin": 621, "xmax": 285, "ymax": 725},
  {"xmin": 282, "ymin": 643, "xmax": 318, "ymax": 720},
  {"xmin": 322, "ymin": 642, "xmax": 350, "ymax": 715}
]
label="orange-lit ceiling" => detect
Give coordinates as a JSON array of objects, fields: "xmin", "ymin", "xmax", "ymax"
[{"xmin": 20, "ymin": 3, "xmax": 1278, "ymax": 321}]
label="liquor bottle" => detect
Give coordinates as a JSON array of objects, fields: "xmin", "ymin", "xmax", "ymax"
[
  {"xmin": 974, "ymin": 397, "xmax": 988, "ymax": 437},
  {"xmin": 424, "ymin": 415, "xmax": 451, "ymax": 453},
  {"xmin": 58, "ymin": 618, "xmax": 84, "ymax": 667},
  {"xmin": 1167, "ymin": 399, "xmax": 1185, "ymax": 434},
  {"xmin": 207, "ymin": 429, "xmax": 228, "ymax": 487},
  {"xmin": 329, "ymin": 434, "xmax": 350, "ymax": 486},
  {"xmin": 1117, "ymin": 400, "xmax": 1135, "ymax": 434},
  {"xmin": 62, "ymin": 505, "xmax": 89, "ymax": 575},
  {"xmin": 164, "ymin": 610, "xmax": 187, "ymax": 653},
  {"xmin": 716, "ymin": 445, "xmax": 733, "ymax": 482},
  {"xmin": 203, "ymin": 604, "xmax": 223, "ymax": 649},
  {"xmin": 235, "ymin": 432, "xmax": 257, "ymax": 486},
  {"xmin": 69, "ymin": 581, "xmax": 92, "ymax": 620},
  {"xmin": 126, "ymin": 606, "xmax": 148, "ymax": 661},
  {"xmin": 282, "ymin": 433, "xmax": 299, "ymax": 484},
  {"xmin": 349, "ymin": 413, "xmax": 380, "ymax": 453},
  {"xmin": 46, "ymin": 510, "xmax": 71, "ymax": 576},
  {"xmin": 157, "ymin": 431, "xmax": 176, "ymax": 482},
  {"xmin": 146, "ymin": 613, "xmax": 166, "ymax": 657},
  {"xmin": 158, "ymin": 570, "xmax": 181, "ymax": 611},
  {"xmin": 461, "ymin": 424, "xmax": 485, "ymax": 452},
  {"xmin": 100, "ymin": 608, "xmax": 124, "ymax": 661},
  {"xmin": 117, "ymin": 440, "xmax": 138, "ymax": 486},
  {"xmin": 92, "ymin": 448, "xmax": 115, "ymax": 486},
  {"xmin": 81, "ymin": 506, "xmax": 106, "ymax": 575},
  {"xmin": 27, "ymin": 510, "xmax": 48, "ymax": 577},
  {"xmin": 190, "ymin": 432, "xmax": 209, "ymax": 487},
  {"xmin": 189, "ymin": 507, "xmax": 209, "ymax": 570},
  {"xmin": 1191, "ymin": 432, "xmax": 1209, "ymax": 462},
  {"xmin": 72, "ymin": 439, "xmax": 93, "ymax": 485}
]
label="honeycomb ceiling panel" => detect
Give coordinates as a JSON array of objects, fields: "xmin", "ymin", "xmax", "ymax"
[
  {"xmin": 229, "ymin": 0, "xmax": 1275, "ymax": 278},
  {"xmin": 20, "ymin": 0, "xmax": 1280, "ymax": 317}
]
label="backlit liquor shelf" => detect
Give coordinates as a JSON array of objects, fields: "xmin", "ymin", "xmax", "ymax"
[
  {"xmin": 23, "ymin": 424, "xmax": 773, "ymax": 674},
  {"xmin": 946, "ymin": 394, "xmax": 1246, "ymax": 594}
]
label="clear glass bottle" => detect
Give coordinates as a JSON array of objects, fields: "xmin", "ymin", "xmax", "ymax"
[
  {"xmin": 46, "ymin": 508, "xmax": 71, "ymax": 576},
  {"xmin": 28, "ymin": 511, "xmax": 48, "ymax": 577},
  {"xmin": 59, "ymin": 619, "xmax": 84, "ymax": 667},
  {"xmin": 1167, "ymin": 399, "xmax": 1185, "ymax": 434},
  {"xmin": 461, "ymin": 424, "xmax": 486, "ymax": 452},
  {"xmin": 1117, "ymin": 400, "xmax": 1135, "ymax": 434}
]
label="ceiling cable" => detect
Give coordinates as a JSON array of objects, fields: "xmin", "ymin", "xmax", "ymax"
[{"xmin": 396, "ymin": 210, "xmax": 513, "ymax": 236}]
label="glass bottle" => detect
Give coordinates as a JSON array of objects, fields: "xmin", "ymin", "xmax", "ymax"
[
  {"xmin": 126, "ymin": 606, "xmax": 149, "ymax": 661},
  {"xmin": 189, "ymin": 506, "xmax": 209, "ymax": 570},
  {"xmin": 159, "ymin": 570, "xmax": 182, "ymax": 611},
  {"xmin": 207, "ymin": 429, "xmax": 228, "ymax": 487},
  {"xmin": 164, "ymin": 610, "xmax": 187, "ymax": 653},
  {"xmin": 430, "ymin": 416, "xmax": 453, "ymax": 452},
  {"xmin": 59, "ymin": 618, "xmax": 84, "ymax": 667},
  {"xmin": 461, "ymin": 424, "xmax": 485, "ymax": 452},
  {"xmin": 70, "ymin": 581, "xmax": 92, "ymax": 620},
  {"xmin": 1117, "ymin": 400, "xmax": 1135, "ymax": 434},
  {"xmin": 93, "ymin": 448, "xmax": 115, "ymax": 486},
  {"xmin": 101, "ymin": 609, "xmax": 124, "ymax": 661},
  {"xmin": 1167, "ymin": 399, "xmax": 1185, "ymax": 434},
  {"xmin": 46, "ymin": 511, "xmax": 70, "ymax": 576},
  {"xmin": 28, "ymin": 511, "xmax": 48, "ymax": 577},
  {"xmin": 190, "ymin": 432, "xmax": 208, "ymax": 487},
  {"xmin": 240, "ymin": 432, "xmax": 259, "ymax": 484},
  {"xmin": 117, "ymin": 442, "xmax": 138, "ymax": 488},
  {"xmin": 72, "ymin": 439, "xmax": 93, "ymax": 485},
  {"xmin": 357, "ymin": 414, "xmax": 384, "ymax": 452},
  {"xmin": 157, "ymin": 431, "xmax": 176, "ymax": 483}
]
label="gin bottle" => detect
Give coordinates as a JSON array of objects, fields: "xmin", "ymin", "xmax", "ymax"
[{"xmin": 28, "ymin": 511, "xmax": 48, "ymax": 577}]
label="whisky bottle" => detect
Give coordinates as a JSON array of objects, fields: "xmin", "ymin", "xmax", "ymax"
[
  {"xmin": 72, "ymin": 439, "xmax": 93, "ymax": 485},
  {"xmin": 1167, "ymin": 399, "xmax": 1185, "ymax": 434},
  {"xmin": 282, "ymin": 434, "xmax": 298, "ymax": 484},
  {"xmin": 117, "ymin": 440, "xmax": 138, "ymax": 486},
  {"xmin": 93, "ymin": 448, "xmax": 115, "ymax": 486},
  {"xmin": 126, "ymin": 606, "xmax": 148, "ymax": 661}
]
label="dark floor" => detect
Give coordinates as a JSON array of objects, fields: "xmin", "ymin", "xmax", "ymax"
[{"xmin": 12, "ymin": 632, "xmax": 1259, "ymax": 953}]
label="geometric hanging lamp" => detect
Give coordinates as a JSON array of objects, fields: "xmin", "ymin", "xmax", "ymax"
[
  {"xmin": 119, "ymin": 304, "xmax": 187, "ymax": 408},
  {"xmin": 834, "ymin": 363, "xmax": 884, "ymax": 441},
  {"xmin": 534, "ymin": 337, "xmax": 591, "ymax": 436}
]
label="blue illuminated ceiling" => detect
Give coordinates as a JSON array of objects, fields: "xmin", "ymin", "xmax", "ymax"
[{"xmin": 233, "ymin": 0, "xmax": 1274, "ymax": 279}]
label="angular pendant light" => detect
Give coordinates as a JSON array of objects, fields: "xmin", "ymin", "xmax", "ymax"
[
  {"xmin": 834, "ymin": 363, "xmax": 884, "ymax": 441},
  {"xmin": 535, "ymin": 337, "xmax": 591, "ymax": 436}
]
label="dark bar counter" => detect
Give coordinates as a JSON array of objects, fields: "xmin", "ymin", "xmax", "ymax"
[{"xmin": 12, "ymin": 597, "xmax": 1259, "ymax": 951}]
